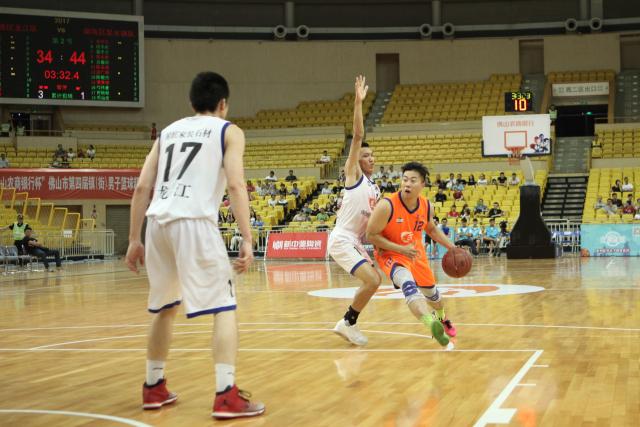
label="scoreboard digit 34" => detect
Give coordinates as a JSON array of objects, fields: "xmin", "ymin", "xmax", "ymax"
[{"xmin": 0, "ymin": 8, "xmax": 144, "ymax": 107}]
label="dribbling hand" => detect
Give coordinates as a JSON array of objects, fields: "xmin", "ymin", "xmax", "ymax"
[
  {"xmin": 233, "ymin": 240, "xmax": 254, "ymax": 274},
  {"xmin": 125, "ymin": 240, "xmax": 145, "ymax": 274}
]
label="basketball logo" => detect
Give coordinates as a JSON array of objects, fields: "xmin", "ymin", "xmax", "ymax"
[{"xmin": 400, "ymin": 231, "xmax": 413, "ymax": 243}]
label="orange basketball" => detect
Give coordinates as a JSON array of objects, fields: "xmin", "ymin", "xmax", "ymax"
[{"xmin": 442, "ymin": 247, "xmax": 473, "ymax": 278}]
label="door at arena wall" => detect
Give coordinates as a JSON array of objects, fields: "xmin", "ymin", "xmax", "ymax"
[
  {"xmin": 106, "ymin": 205, "xmax": 130, "ymax": 255},
  {"xmin": 376, "ymin": 53, "xmax": 400, "ymax": 93}
]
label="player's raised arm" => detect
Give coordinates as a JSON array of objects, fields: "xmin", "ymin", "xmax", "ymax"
[
  {"xmin": 126, "ymin": 138, "xmax": 160, "ymax": 273},
  {"xmin": 366, "ymin": 199, "xmax": 418, "ymax": 260},
  {"xmin": 344, "ymin": 75, "xmax": 368, "ymax": 185},
  {"xmin": 425, "ymin": 204, "xmax": 455, "ymax": 251}
]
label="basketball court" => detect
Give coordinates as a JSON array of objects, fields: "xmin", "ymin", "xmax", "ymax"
[{"xmin": 1, "ymin": 256, "xmax": 638, "ymax": 426}]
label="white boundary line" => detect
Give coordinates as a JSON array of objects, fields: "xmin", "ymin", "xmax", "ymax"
[
  {"xmin": 0, "ymin": 347, "xmax": 542, "ymax": 353},
  {"xmin": 473, "ymin": 349, "xmax": 543, "ymax": 427},
  {"xmin": 0, "ymin": 409, "xmax": 151, "ymax": 427}
]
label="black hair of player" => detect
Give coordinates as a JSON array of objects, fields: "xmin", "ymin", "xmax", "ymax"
[
  {"xmin": 361, "ymin": 142, "xmax": 370, "ymax": 148},
  {"xmin": 401, "ymin": 161, "xmax": 429, "ymax": 181},
  {"xmin": 189, "ymin": 72, "xmax": 229, "ymax": 113}
]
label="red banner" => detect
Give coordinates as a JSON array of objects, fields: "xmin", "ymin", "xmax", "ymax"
[
  {"xmin": 0, "ymin": 168, "xmax": 140, "ymax": 199},
  {"xmin": 266, "ymin": 232, "xmax": 328, "ymax": 259}
]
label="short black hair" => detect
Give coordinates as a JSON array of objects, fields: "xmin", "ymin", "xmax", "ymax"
[
  {"xmin": 361, "ymin": 142, "xmax": 370, "ymax": 148},
  {"xmin": 189, "ymin": 72, "xmax": 229, "ymax": 113},
  {"xmin": 25, "ymin": 226, "xmax": 32, "ymax": 231},
  {"xmin": 401, "ymin": 161, "xmax": 429, "ymax": 181}
]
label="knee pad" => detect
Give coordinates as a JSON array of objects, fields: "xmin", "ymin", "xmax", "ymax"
[
  {"xmin": 420, "ymin": 286, "xmax": 441, "ymax": 303},
  {"xmin": 392, "ymin": 266, "xmax": 422, "ymax": 305}
]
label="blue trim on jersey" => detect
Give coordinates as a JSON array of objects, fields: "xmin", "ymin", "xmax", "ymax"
[
  {"xmin": 383, "ymin": 197, "xmax": 394, "ymax": 223},
  {"xmin": 220, "ymin": 122, "xmax": 231, "ymax": 156},
  {"xmin": 148, "ymin": 300, "xmax": 182, "ymax": 314},
  {"xmin": 399, "ymin": 191, "xmax": 420, "ymax": 214},
  {"xmin": 350, "ymin": 259, "xmax": 368, "ymax": 275},
  {"xmin": 344, "ymin": 175, "xmax": 364, "ymax": 190},
  {"xmin": 186, "ymin": 304, "xmax": 237, "ymax": 319}
]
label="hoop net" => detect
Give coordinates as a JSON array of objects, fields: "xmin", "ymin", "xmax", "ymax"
[{"xmin": 507, "ymin": 147, "xmax": 524, "ymax": 166}]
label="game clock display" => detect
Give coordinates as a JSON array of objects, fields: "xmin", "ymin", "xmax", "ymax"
[
  {"xmin": 504, "ymin": 91, "xmax": 533, "ymax": 113},
  {"xmin": 0, "ymin": 8, "xmax": 144, "ymax": 107}
]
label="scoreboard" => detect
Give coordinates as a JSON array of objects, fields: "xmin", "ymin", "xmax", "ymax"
[
  {"xmin": 504, "ymin": 91, "xmax": 533, "ymax": 113},
  {"xmin": 0, "ymin": 8, "xmax": 144, "ymax": 107}
]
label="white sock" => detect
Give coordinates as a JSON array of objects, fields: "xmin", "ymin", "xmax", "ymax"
[
  {"xmin": 215, "ymin": 363, "xmax": 236, "ymax": 393},
  {"xmin": 146, "ymin": 360, "xmax": 165, "ymax": 386}
]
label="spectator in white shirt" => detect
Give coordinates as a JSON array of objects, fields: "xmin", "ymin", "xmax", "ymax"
[
  {"xmin": 477, "ymin": 173, "xmax": 488, "ymax": 186},
  {"xmin": 265, "ymin": 171, "xmax": 277, "ymax": 182},
  {"xmin": 593, "ymin": 196, "xmax": 606, "ymax": 212},
  {"xmin": 387, "ymin": 165, "xmax": 400, "ymax": 180},
  {"xmin": 445, "ymin": 173, "xmax": 456, "ymax": 189},
  {"xmin": 622, "ymin": 177, "xmax": 634, "ymax": 192},
  {"xmin": 372, "ymin": 166, "xmax": 387, "ymax": 180},
  {"xmin": 67, "ymin": 148, "xmax": 76, "ymax": 160},
  {"xmin": 0, "ymin": 153, "xmax": 9, "ymax": 168},
  {"xmin": 321, "ymin": 182, "xmax": 333, "ymax": 195},
  {"xmin": 318, "ymin": 150, "xmax": 331, "ymax": 164},
  {"xmin": 86, "ymin": 145, "xmax": 96, "ymax": 160},
  {"xmin": 508, "ymin": 173, "xmax": 520, "ymax": 186},
  {"xmin": 267, "ymin": 194, "xmax": 278, "ymax": 207}
]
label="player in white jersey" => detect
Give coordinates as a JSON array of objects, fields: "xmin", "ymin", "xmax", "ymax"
[
  {"xmin": 125, "ymin": 72, "xmax": 264, "ymax": 419},
  {"xmin": 329, "ymin": 75, "xmax": 382, "ymax": 346}
]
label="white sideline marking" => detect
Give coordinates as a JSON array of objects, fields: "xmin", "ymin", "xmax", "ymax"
[
  {"xmin": 0, "ymin": 347, "xmax": 541, "ymax": 353},
  {"xmin": 0, "ymin": 409, "xmax": 151, "ymax": 427},
  {"xmin": 516, "ymin": 383, "xmax": 536, "ymax": 387},
  {"xmin": 533, "ymin": 364, "xmax": 548, "ymax": 368},
  {"xmin": 473, "ymin": 349, "xmax": 543, "ymax": 427}
]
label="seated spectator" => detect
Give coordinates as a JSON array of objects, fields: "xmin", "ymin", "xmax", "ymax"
[
  {"xmin": 67, "ymin": 148, "xmax": 76, "ymax": 160},
  {"xmin": 0, "ymin": 153, "xmax": 9, "ymax": 168},
  {"xmin": 22, "ymin": 227, "xmax": 62, "ymax": 272},
  {"xmin": 86, "ymin": 145, "xmax": 96, "ymax": 160},
  {"xmin": 474, "ymin": 198, "xmax": 488, "ymax": 215},
  {"xmin": 456, "ymin": 173, "xmax": 467, "ymax": 185},
  {"xmin": 338, "ymin": 168, "xmax": 346, "ymax": 185},
  {"xmin": 453, "ymin": 188, "xmax": 464, "ymax": 201},
  {"xmin": 439, "ymin": 218, "xmax": 451, "ymax": 238},
  {"xmin": 292, "ymin": 211, "xmax": 309, "ymax": 222},
  {"xmin": 267, "ymin": 194, "xmax": 278, "ymax": 208},
  {"xmin": 488, "ymin": 202, "xmax": 503, "ymax": 218},
  {"xmin": 496, "ymin": 221, "xmax": 510, "ymax": 256},
  {"xmin": 424, "ymin": 175, "xmax": 432, "ymax": 188},
  {"xmin": 321, "ymin": 182, "xmax": 333, "ymax": 195},
  {"xmin": 508, "ymin": 173, "xmax": 520, "ymax": 186},
  {"xmin": 225, "ymin": 208, "xmax": 235, "ymax": 223},
  {"xmin": 318, "ymin": 150, "xmax": 331, "ymax": 164},
  {"xmin": 626, "ymin": 194, "xmax": 634, "ymax": 207},
  {"xmin": 455, "ymin": 218, "xmax": 478, "ymax": 255},
  {"xmin": 483, "ymin": 218, "xmax": 500, "ymax": 256},
  {"xmin": 622, "ymin": 201, "xmax": 636, "ymax": 215},
  {"xmin": 611, "ymin": 179, "xmax": 622, "ymax": 193},
  {"xmin": 497, "ymin": 172, "xmax": 508, "ymax": 186},
  {"xmin": 452, "ymin": 180, "xmax": 465, "ymax": 192},
  {"xmin": 266, "ymin": 182, "xmax": 277, "ymax": 196},
  {"xmin": 310, "ymin": 203, "xmax": 321, "ymax": 215},
  {"xmin": 285, "ymin": 169, "xmax": 297, "ymax": 182},
  {"xmin": 611, "ymin": 193, "xmax": 623, "ymax": 208},
  {"xmin": 384, "ymin": 180, "xmax": 395, "ymax": 193},
  {"xmin": 253, "ymin": 215, "xmax": 264, "ymax": 228},
  {"xmin": 316, "ymin": 208, "xmax": 330, "ymax": 222},
  {"xmin": 316, "ymin": 220, "xmax": 330, "ymax": 232},
  {"xmin": 447, "ymin": 205, "xmax": 460, "ymax": 218},
  {"xmin": 53, "ymin": 144, "xmax": 66, "ymax": 159},
  {"xmin": 290, "ymin": 182, "xmax": 301, "ymax": 198},
  {"xmin": 622, "ymin": 177, "xmax": 634, "ymax": 192},
  {"xmin": 301, "ymin": 203, "xmax": 312, "ymax": 215},
  {"xmin": 603, "ymin": 198, "xmax": 619, "ymax": 215},
  {"xmin": 470, "ymin": 218, "xmax": 483, "ymax": 254},
  {"xmin": 246, "ymin": 180, "xmax": 256, "ymax": 193},
  {"xmin": 435, "ymin": 188, "xmax": 447, "ymax": 203},
  {"xmin": 593, "ymin": 196, "xmax": 606, "ymax": 211},
  {"xmin": 491, "ymin": 178, "xmax": 499, "ymax": 186},
  {"xmin": 77, "ymin": 148, "xmax": 85, "ymax": 158},
  {"xmin": 256, "ymin": 180, "xmax": 267, "ymax": 197},
  {"xmin": 467, "ymin": 174, "xmax": 477, "ymax": 186},
  {"xmin": 434, "ymin": 174, "xmax": 447, "ymax": 190},
  {"xmin": 230, "ymin": 228, "xmax": 243, "ymax": 251},
  {"xmin": 278, "ymin": 183, "xmax": 288, "ymax": 196},
  {"xmin": 387, "ymin": 165, "xmax": 400, "ymax": 180},
  {"xmin": 373, "ymin": 166, "xmax": 387, "ymax": 180},
  {"xmin": 477, "ymin": 173, "xmax": 488, "ymax": 186},
  {"xmin": 325, "ymin": 202, "xmax": 337, "ymax": 215},
  {"xmin": 328, "ymin": 195, "xmax": 338, "ymax": 211},
  {"xmin": 265, "ymin": 170, "xmax": 278, "ymax": 182},
  {"xmin": 460, "ymin": 206, "xmax": 472, "ymax": 220},
  {"xmin": 336, "ymin": 189, "xmax": 345, "ymax": 209},
  {"xmin": 446, "ymin": 173, "xmax": 456, "ymax": 189},
  {"xmin": 635, "ymin": 198, "xmax": 640, "ymax": 212}
]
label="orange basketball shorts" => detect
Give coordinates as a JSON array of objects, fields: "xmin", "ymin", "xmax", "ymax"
[{"xmin": 375, "ymin": 250, "xmax": 436, "ymax": 288}]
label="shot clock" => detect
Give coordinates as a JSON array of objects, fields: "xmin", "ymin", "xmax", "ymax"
[
  {"xmin": 0, "ymin": 8, "xmax": 143, "ymax": 107},
  {"xmin": 504, "ymin": 91, "xmax": 533, "ymax": 113}
]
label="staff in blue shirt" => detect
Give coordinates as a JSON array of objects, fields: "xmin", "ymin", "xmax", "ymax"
[
  {"xmin": 455, "ymin": 218, "xmax": 478, "ymax": 255},
  {"xmin": 483, "ymin": 218, "xmax": 500, "ymax": 256}
]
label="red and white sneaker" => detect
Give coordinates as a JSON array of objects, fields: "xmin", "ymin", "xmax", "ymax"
[
  {"xmin": 142, "ymin": 379, "xmax": 178, "ymax": 410},
  {"xmin": 212, "ymin": 385, "xmax": 265, "ymax": 419},
  {"xmin": 441, "ymin": 318, "xmax": 457, "ymax": 337}
]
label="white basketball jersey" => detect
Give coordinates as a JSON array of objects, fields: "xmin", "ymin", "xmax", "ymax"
[
  {"xmin": 146, "ymin": 115, "xmax": 229, "ymax": 225},
  {"xmin": 334, "ymin": 174, "xmax": 380, "ymax": 241}
]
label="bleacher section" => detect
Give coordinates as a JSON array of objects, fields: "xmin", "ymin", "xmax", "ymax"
[
  {"xmin": 592, "ymin": 126, "xmax": 640, "ymax": 159},
  {"xmin": 245, "ymin": 137, "xmax": 343, "ymax": 169},
  {"xmin": 547, "ymin": 70, "xmax": 615, "ymax": 84},
  {"xmin": 583, "ymin": 167, "xmax": 640, "ymax": 223},
  {"xmin": 232, "ymin": 92, "xmax": 374, "ymax": 131},
  {"xmin": 383, "ymin": 74, "xmax": 521, "ymax": 124}
]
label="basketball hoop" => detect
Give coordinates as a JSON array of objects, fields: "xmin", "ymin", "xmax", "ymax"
[{"xmin": 507, "ymin": 147, "xmax": 523, "ymax": 166}]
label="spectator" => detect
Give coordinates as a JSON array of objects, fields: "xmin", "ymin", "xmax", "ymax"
[
  {"xmin": 77, "ymin": 148, "xmax": 85, "ymax": 158},
  {"xmin": 435, "ymin": 188, "xmax": 447, "ymax": 203},
  {"xmin": 151, "ymin": 122, "xmax": 157, "ymax": 140},
  {"xmin": 316, "ymin": 208, "xmax": 329, "ymax": 222},
  {"xmin": 0, "ymin": 153, "xmax": 9, "ymax": 168},
  {"xmin": 321, "ymin": 182, "xmax": 333, "ymax": 195},
  {"xmin": 249, "ymin": 209, "xmax": 257, "ymax": 226},
  {"xmin": 439, "ymin": 218, "xmax": 451, "ymax": 238},
  {"xmin": 508, "ymin": 173, "xmax": 520, "ymax": 186},
  {"xmin": 229, "ymin": 228, "xmax": 243, "ymax": 251},
  {"xmin": 455, "ymin": 218, "xmax": 478, "ymax": 255},
  {"xmin": 622, "ymin": 177, "xmax": 634, "ymax": 192},
  {"xmin": 467, "ymin": 174, "xmax": 477, "ymax": 186},
  {"xmin": 488, "ymin": 202, "xmax": 503, "ymax": 218},
  {"xmin": 276, "ymin": 194, "xmax": 289, "ymax": 213},
  {"xmin": 622, "ymin": 200, "xmax": 636, "ymax": 215},
  {"xmin": 635, "ymin": 198, "xmax": 640, "ymax": 212},
  {"xmin": 316, "ymin": 220, "xmax": 330, "ymax": 232},
  {"xmin": 593, "ymin": 196, "xmax": 606, "ymax": 212},
  {"xmin": 290, "ymin": 182, "xmax": 300, "ymax": 199},
  {"xmin": 336, "ymin": 189, "xmax": 345, "ymax": 209},
  {"xmin": 373, "ymin": 166, "xmax": 387, "ymax": 180},
  {"xmin": 301, "ymin": 203, "xmax": 312, "ymax": 215},
  {"xmin": 497, "ymin": 221, "xmax": 510, "ymax": 256},
  {"xmin": 266, "ymin": 182, "xmax": 277, "ymax": 196},
  {"xmin": 285, "ymin": 169, "xmax": 297, "ymax": 182},
  {"xmin": 86, "ymin": 145, "xmax": 96, "ymax": 160},
  {"xmin": 328, "ymin": 195, "xmax": 338, "ymax": 212},
  {"xmin": 246, "ymin": 180, "xmax": 256, "ymax": 193},
  {"xmin": 434, "ymin": 174, "xmax": 447, "ymax": 190},
  {"xmin": 325, "ymin": 202, "xmax": 336, "ymax": 216},
  {"xmin": 497, "ymin": 172, "xmax": 508, "ymax": 186},
  {"xmin": 611, "ymin": 179, "xmax": 622, "ymax": 193},
  {"xmin": 626, "ymin": 194, "xmax": 634, "ymax": 207},
  {"xmin": 388, "ymin": 165, "xmax": 400, "ymax": 180},
  {"xmin": 67, "ymin": 148, "xmax": 76, "ymax": 161},
  {"xmin": 53, "ymin": 144, "xmax": 66, "ymax": 159},
  {"xmin": 477, "ymin": 173, "xmax": 488, "ymax": 186},
  {"xmin": 267, "ymin": 194, "xmax": 278, "ymax": 208},
  {"xmin": 222, "ymin": 194, "xmax": 231, "ymax": 207},
  {"xmin": 491, "ymin": 178, "xmax": 499, "ymax": 186},
  {"xmin": 549, "ymin": 104, "xmax": 557, "ymax": 124},
  {"xmin": 256, "ymin": 180, "xmax": 268, "ymax": 197},
  {"xmin": 265, "ymin": 170, "xmax": 277, "ymax": 182},
  {"xmin": 474, "ymin": 198, "xmax": 488, "ymax": 215},
  {"xmin": 318, "ymin": 150, "xmax": 331, "ymax": 164},
  {"xmin": 22, "ymin": 227, "xmax": 62, "ymax": 271},
  {"xmin": 461, "ymin": 206, "xmax": 472, "ymax": 220},
  {"xmin": 338, "ymin": 168, "xmax": 346, "ymax": 185},
  {"xmin": 310, "ymin": 203, "xmax": 321, "ymax": 215},
  {"xmin": 384, "ymin": 180, "xmax": 395, "ymax": 193},
  {"xmin": 446, "ymin": 173, "xmax": 456, "ymax": 189},
  {"xmin": 453, "ymin": 187, "xmax": 464, "ymax": 201},
  {"xmin": 447, "ymin": 205, "xmax": 460, "ymax": 218},
  {"xmin": 278, "ymin": 183, "xmax": 288, "ymax": 196},
  {"xmin": 292, "ymin": 211, "xmax": 309, "ymax": 222},
  {"xmin": 470, "ymin": 218, "xmax": 483, "ymax": 254},
  {"xmin": 253, "ymin": 215, "xmax": 264, "ymax": 228},
  {"xmin": 456, "ymin": 173, "xmax": 467, "ymax": 185},
  {"xmin": 424, "ymin": 174, "xmax": 432, "ymax": 188},
  {"xmin": 484, "ymin": 218, "xmax": 500, "ymax": 256},
  {"xmin": 611, "ymin": 193, "xmax": 623, "ymax": 208},
  {"xmin": 603, "ymin": 198, "xmax": 619, "ymax": 216},
  {"xmin": 225, "ymin": 207, "xmax": 235, "ymax": 223},
  {"xmin": 1, "ymin": 213, "xmax": 29, "ymax": 255}
]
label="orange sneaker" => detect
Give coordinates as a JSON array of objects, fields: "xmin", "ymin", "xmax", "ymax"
[
  {"xmin": 142, "ymin": 379, "xmax": 177, "ymax": 410},
  {"xmin": 212, "ymin": 385, "xmax": 265, "ymax": 419}
]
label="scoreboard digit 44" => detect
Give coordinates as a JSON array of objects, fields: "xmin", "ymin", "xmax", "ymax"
[{"xmin": 504, "ymin": 91, "xmax": 533, "ymax": 113}]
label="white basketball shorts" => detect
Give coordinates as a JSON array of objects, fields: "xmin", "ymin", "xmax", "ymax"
[
  {"xmin": 328, "ymin": 229, "xmax": 372, "ymax": 275},
  {"xmin": 145, "ymin": 218, "xmax": 236, "ymax": 318}
]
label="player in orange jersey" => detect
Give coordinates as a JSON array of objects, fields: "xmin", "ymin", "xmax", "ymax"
[{"xmin": 366, "ymin": 161, "xmax": 457, "ymax": 347}]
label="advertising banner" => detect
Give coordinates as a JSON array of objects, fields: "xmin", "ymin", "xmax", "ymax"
[
  {"xmin": 552, "ymin": 82, "xmax": 609, "ymax": 97},
  {"xmin": 580, "ymin": 224, "xmax": 640, "ymax": 257},
  {"xmin": 266, "ymin": 231, "xmax": 328, "ymax": 259}
]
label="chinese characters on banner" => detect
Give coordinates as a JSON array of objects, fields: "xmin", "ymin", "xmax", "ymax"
[
  {"xmin": 266, "ymin": 232, "xmax": 328, "ymax": 259},
  {"xmin": 0, "ymin": 168, "xmax": 140, "ymax": 199}
]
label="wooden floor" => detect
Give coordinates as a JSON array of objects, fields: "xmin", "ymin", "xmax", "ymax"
[{"xmin": 0, "ymin": 256, "xmax": 639, "ymax": 426}]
